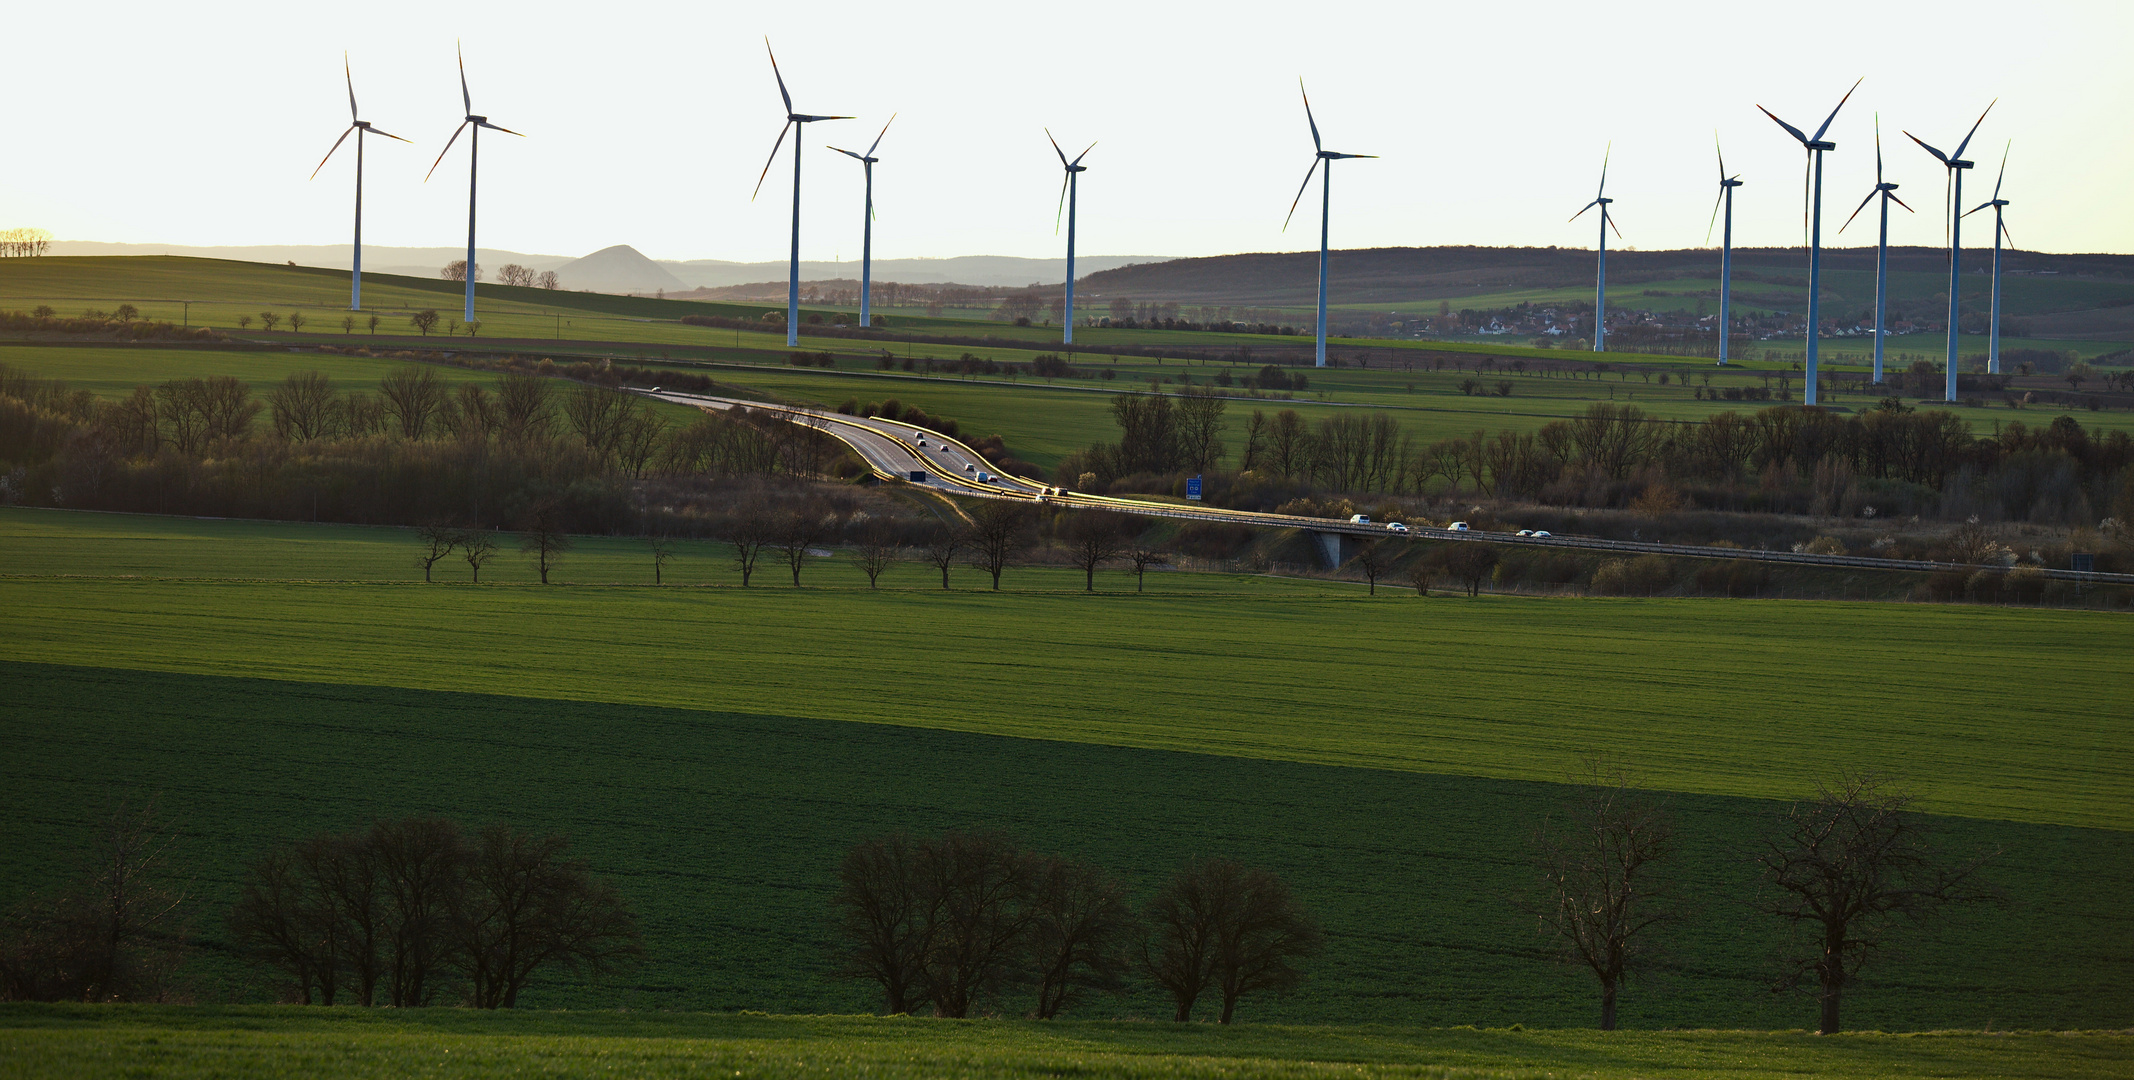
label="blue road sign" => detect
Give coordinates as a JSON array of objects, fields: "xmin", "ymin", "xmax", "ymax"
[{"xmin": 1186, "ymin": 475, "xmax": 1203, "ymax": 501}]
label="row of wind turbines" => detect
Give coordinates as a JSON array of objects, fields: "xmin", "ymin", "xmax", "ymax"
[
  {"xmin": 314, "ymin": 50, "xmax": 2017, "ymax": 404},
  {"xmin": 1582, "ymin": 80, "xmax": 2015, "ymax": 406}
]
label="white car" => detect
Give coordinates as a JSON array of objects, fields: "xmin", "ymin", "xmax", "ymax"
[
  {"xmin": 915, "ymin": 437, "xmax": 927, "ymax": 447},
  {"xmin": 1532, "ymin": 530, "xmax": 1552, "ymax": 538},
  {"xmin": 964, "ymin": 463, "xmax": 976, "ymax": 472},
  {"xmin": 1387, "ymin": 522, "xmax": 1409, "ymax": 533},
  {"xmin": 1448, "ymin": 522, "xmax": 1470, "ymax": 532},
  {"xmin": 1516, "ymin": 529, "xmax": 1534, "ymax": 537}
]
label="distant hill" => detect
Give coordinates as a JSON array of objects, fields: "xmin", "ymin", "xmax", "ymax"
[
  {"xmin": 1078, "ymin": 245, "xmax": 2134, "ymax": 335},
  {"xmin": 551, "ymin": 244, "xmax": 688, "ymax": 295},
  {"xmin": 660, "ymin": 254, "xmax": 1170, "ymax": 290},
  {"xmin": 48, "ymin": 241, "xmax": 575, "ymax": 278}
]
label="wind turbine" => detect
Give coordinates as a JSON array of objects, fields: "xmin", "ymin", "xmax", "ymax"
[
  {"xmin": 829, "ymin": 115, "xmax": 894, "ymax": 331},
  {"xmin": 1757, "ymin": 77, "xmax": 1861, "ymax": 407},
  {"xmin": 1705, "ymin": 135, "xmax": 1743, "ymax": 365},
  {"xmin": 753, "ymin": 40, "xmax": 849, "ymax": 348},
  {"xmin": 311, "ymin": 55, "xmax": 406, "ymax": 313},
  {"xmin": 1047, "ymin": 129, "xmax": 1095, "ymax": 346},
  {"xmin": 1838, "ymin": 116, "xmax": 1914, "ymax": 385},
  {"xmin": 425, "ymin": 44, "xmax": 522, "ymax": 325},
  {"xmin": 1283, "ymin": 81, "xmax": 1374, "ymax": 368},
  {"xmin": 1962, "ymin": 143, "xmax": 2014, "ymax": 374},
  {"xmin": 1567, "ymin": 145, "xmax": 1619, "ymax": 353},
  {"xmin": 1906, "ymin": 100, "xmax": 1994, "ymax": 403}
]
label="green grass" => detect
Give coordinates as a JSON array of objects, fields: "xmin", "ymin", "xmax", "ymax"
[{"xmin": 3, "ymin": 1007, "xmax": 2128, "ymax": 1080}]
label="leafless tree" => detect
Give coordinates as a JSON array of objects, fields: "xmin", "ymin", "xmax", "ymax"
[
  {"xmin": 1174, "ymin": 385, "xmax": 1229, "ymax": 474},
  {"xmin": 1444, "ymin": 542, "xmax": 1499, "ymax": 597},
  {"xmin": 850, "ymin": 518, "xmax": 900, "ymax": 588},
  {"xmin": 914, "ymin": 831, "xmax": 1036, "ymax": 1018},
  {"xmin": 966, "ymin": 502, "xmax": 1030, "ymax": 591},
  {"xmin": 0, "ymin": 800, "xmax": 191, "ymax": 1003},
  {"xmin": 1026, "ymin": 854, "xmax": 1136, "ymax": 1019},
  {"xmin": 647, "ymin": 534, "xmax": 677, "ymax": 585},
  {"xmin": 614, "ymin": 409, "xmax": 668, "ymax": 480},
  {"xmin": 772, "ymin": 507, "xmax": 831, "ymax": 586},
  {"xmin": 268, "ymin": 371, "xmax": 338, "ymax": 441},
  {"xmin": 441, "ymin": 260, "xmax": 480, "ymax": 282},
  {"xmin": 1063, "ymin": 511, "xmax": 1131, "ymax": 592},
  {"xmin": 450, "ymin": 824, "xmax": 641, "ymax": 1008},
  {"xmin": 494, "ymin": 372, "xmax": 554, "ymax": 443},
  {"xmin": 367, "ymin": 314, "xmax": 380, "ymax": 334},
  {"xmin": 197, "ymin": 376, "xmax": 261, "ymax": 443},
  {"xmin": 379, "ymin": 366, "xmax": 446, "ymax": 440},
  {"xmin": 444, "ymin": 382, "xmax": 497, "ymax": 442},
  {"xmin": 537, "ymin": 270, "xmax": 560, "ymax": 290},
  {"xmin": 1142, "ymin": 857, "xmax": 1321, "ymax": 1024},
  {"xmin": 287, "ymin": 311, "xmax": 307, "ymax": 334},
  {"xmin": 727, "ymin": 508, "xmax": 773, "ymax": 586},
  {"xmin": 1348, "ymin": 540, "xmax": 1393, "ymax": 595},
  {"xmin": 410, "ymin": 310, "xmax": 440, "ymax": 336},
  {"xmin": 1759, "ymin": 774, "xmax": 1996, "ymax": 1035},
  {"xmin": 495, "ymin": 263, "xmax": 535, "ymax": 288},
  {"xmin": 564, "ymin": 383, "xmax": 637, "ymax": 460},
  {"xmin": 1532, "ymin": 760, "xmax": 1678, "ymax": 1030},
  {"xmin": 832, "ymin": 834, "xmax": 934, "ymax": 1015},
  {"xmin": 259, "ymin": 311, "xmax": 281, "ymax": 332},
  {"xmin": 517, "ymin": 501, "xmax": 574, "ymax": 585},
  {"xmin": 415, "ymin": 524, "xmax": 459, "ymax": 582},
  {"xmin": 460, "ymin": 530, "xmax": 498, "ymax": 582},
  {"xmin": 1127, "ymin": 545, "xmax": 1170, "ymax": 593},
  {"xmin": 341, "ymin": 315, "xmax": 356, "ymax": 334},
  {"xmin": 1405, "ymin": 552, "xmax": 1433, "ymax": 596},
  {"xmin": 369, "ymin": 817, "xmax": 467, "ymax": 1007},
  {"xmin": 920, "ymin": 523, "xmax": 966, "ymax": 589}
]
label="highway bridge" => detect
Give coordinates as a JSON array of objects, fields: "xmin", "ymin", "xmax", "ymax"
[{"xmin": 646, "ymin": 388, "xmax": 2134, "ymax": 587}]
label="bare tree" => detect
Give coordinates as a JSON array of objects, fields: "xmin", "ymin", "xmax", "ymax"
[
  {"xmin": 850, "ymin": 518, "xmax": 900, "ymax": 588},
  {"xmin": 1444, "ymin": 541, "xmax": 1499, "ymax": 597},
  {"xmin": 772, "ymin": 507, "xmax": 829, "ymax": 587},
  {"xmin": 198, "ymin": 375, "xmax": 262, "ymax": 442},
  {"xmin": 1143, "ymin": 857, "xmax": 1322, "ymax": 1024},
  {"xmin": 914, "ymin": 831, "xmax": 1036, "ymax": 1018},
  {"xmin": 537, "ymin": 270, "xmax": 560, "ymax": 290},
  {"xmin": 495, "ymin": 372, "xmax": 554, "ymax": 443},
  {"xmin": 415, "ymin": 524, "xmax": 459, "ymax": 582},
  {"xmin": 410, "ymin": 310, "xmax": 440, "ymax": 336},
  {"xmin": 1405, "ymin": 552, "xmax": 1433, "ymax": 596},
  {"xmin": 259, "ymin": 311, "xmax": 281, "ymax": 332},
  {"xmin": 518, "ymin": 501, "xmax": 574, "ymax": 585},
  {"xmin": 379, "ymin": 366, "xmax": 446, "ymax": 440},
  {"xmin": 1760, "ymin": 774, "xmax": 1995, "ymax": 1035},
  {"xmin": 1532, "ymin": 760, "xmax": 1678, "ymax": 1030},
  {"xmin": 647, "ymin": 534, "xmax": 677, "ymax": 585},
  {"xmin": 1348, "ymin": 540, "xmax": 1393, "ymax": 595},
  {"xmin": 1064, "ymin": 511, "xmax": 1131, "ymax": 592},
  {"xmin": 966, "ymin": 502, "xmax": 1030, "ymax": 591},
  {"xmin": 727, "ymin": 509, "xmax": 773, "ymax": 587},
  {"xmin": 461, "ymin": 530, "xmax": 498, "ymax": 583},
  {"xmin": 832, "ymin": 834, "xmax": 934, "ymax": 1015},
  {"xmin": 1174, "ymin": 385, "xmax": 1229, "ymax": 474},
  {"xmin": 267, "ymin": 371, "xmax": 338, "ymax": 441},
  {"xmin": 0, "ymin": 800, "xmax": 190, "ymax": 1003},
  {"xmin": 441, "ymin": 260, "xmax": 480, "ymax": 282},
  {"xmin": 1026, "ymin": 855, "xmax": 1136, "ymax": 1019},
  {"xmin": 1127, "ymin": 545, "xmax": 1170, "ymax": 593},
  {"xmin": 287, "ymin": 311, "xmax": 306, "ymax": 334},
  {"xmin": 367, "ymin": 314, "xmax": 380, "ymax": 334},
  {"xmin": 495, "ymin": 263, "xmax": 535, "ymax": 288},
  {"xmin": 450, "ymin": 824, "xmax": 640, "ymax": 1008},
  {"xmin": 341, "ymin": 315, "xmax": 356, "ymax": 334},
  {"xmin": 920, "ymin": 523, "xmax": 966, "ymax": 589}
]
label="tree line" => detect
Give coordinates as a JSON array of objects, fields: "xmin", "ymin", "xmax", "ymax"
[{"xmin": 834, "ymin": 832, "xmax": 1319, "ymax": 1023}]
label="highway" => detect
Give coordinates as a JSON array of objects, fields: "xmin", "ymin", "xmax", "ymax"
[{"xmin": 645, "ymin": 388, "xmax": 2134, "ymax": 586}]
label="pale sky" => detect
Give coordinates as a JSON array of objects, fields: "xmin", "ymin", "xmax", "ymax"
[{"xmin": 8, "ymin": 0, "xmax": 2130, "ymax": 264}]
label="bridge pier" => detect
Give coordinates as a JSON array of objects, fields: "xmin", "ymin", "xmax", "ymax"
[{"xmin": 1311, "ymin": 532, "xmax": 1358, "ymax": 570}]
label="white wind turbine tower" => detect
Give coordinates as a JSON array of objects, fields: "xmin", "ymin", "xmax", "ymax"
[
  {"xmin": 311, "ymin": 55, "xmax": 406, "ymax": 313},
  {"xmin": 1905, "ymin": 100, "xmax": 1995, "ymax": 403},
  {"xmin": 1568, "ymin": 146, "xmax": 1620, "ymax": 353},
  {"xmin": 829, "ymin": 116, "xmax": 895, "ymax": 331},
  {"xmin": 1962, "ymin": 144, "xmax": 2015, "ymax": 374},
  {"xmin": 1706, "ymin": 135, "xmax": 1743, "ymax": 365},
  {"xmin": 1283, "ymin": 81, "xmax": 1374, "ymax": 368},
  {"xmin": 1757, "ymin": 77, "xmax": 1861, "ymax": 407},
  {"xmin": 1046, "ymin": 129, "xmax": 1095, "ymax": 346},
  {"xmin": 1837, "ymin": 116, "xmax": 1914, "ymax": 385},
  {"xmin": 753, "ymin": 40, "xmax": 850, "ymax": 348},
  {"xmin": 425, "ymin": 44, "xmax": 523, "ymax": 325}
]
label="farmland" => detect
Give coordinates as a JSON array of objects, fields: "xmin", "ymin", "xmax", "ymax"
[
  {"xmin": 2, "ymin": 1006, "xmax": 2128, "ymax": 1080},
  {"xmin": 4, "ymin": 508, "xmax": 2131, "ymax": 1032}
]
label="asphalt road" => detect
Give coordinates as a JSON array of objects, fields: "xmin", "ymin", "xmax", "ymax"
[{"xmin": 644, "ymin": 389, "xmax": 2132, "ymax": 586}]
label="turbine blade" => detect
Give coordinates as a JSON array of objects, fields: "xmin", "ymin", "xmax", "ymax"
[
  {"xmin": 1569, "ymin": 199, "xmax": 1599, "ymax": 223},
  {"xmin": 1993, "ymin": 140, "xmax": 2009, "ymax": 200},
  {"xmin": 2001, "ymin": 216, "xmax": 2014, "ymax": 247},
  {"xmin": 1888, "ymin": 191, "xmax": 1916, "ymax": 214},
  {"xmin": 478, "ymin": 121, "xmax": 524, "ymax": 137},
  {"xmin": 1605, "ymin": 208, "xmax": 1622, "ymax": 240},
  {"xmin": 1962, "ymin": 201, "xmax": 1991, "ymax": 218},
  {"xmin": 1874, "ymin": 114, "xmax": 1884, "ymax": 183},
  {"xmin": 1283, "ymin": 157, "xmax": 1322, "ymax": 231},
  {"xmin": 1758, "ymin": 105, "xmax": 1810, "ymax": 146},
  {"xmin": 1952, "ymin": 99, "xmax": 1996, "ymax": 160},
  {"xmin": 766, "ymin": 38, "xmax": 794, "ymax": 116},
  {"xmin": 367, "ymin": 126, "xmax": 410, "ymax": 143},
  {"xmin": 1073, "ymin": 140, "xmax": 1096, "ymax": 166},
  {"xmin": 1597, "ymin": 142, "xmax": 1610, "ymax": 197},
  {"xmin": 345, "ymin": 53, "xmax": 358, "ymax": 122},
  {"xmin": 753, "ymin": 121, "xmax": 793, "ymax": 201},
  {"xmin": 866, "ymin": 113, "xmax": 895, "ymax": 158},
  {"xmin": 1810, "ymin": 76, "xmax": 1863, "ymax": 142},
  {"xmin": 829, "ymin": 146, "xmax": 865, "ymax": 160},
  {"xmin": 457, "ymin": 41, "xmax": 471, "ymax": 115},
  {"xmin": 1715, "ymin": 130, "xmax": 1725, "ymax": 182},
  {"xmin": 1838, "ymin": 187, "xmax": 1878, "ymax": 234},
  {"xmin": 310, "ymin": 125, "xmax": 356, "ymax": 180},
  {"xmin": 1055, "ymin": 173, "xmax": 1069, "ymax": 234},
  {"xmin": 1906, "ymin": 131, "xmax": 1950, "ymax": 164},
  {"xmin": 1046, "ymin": 127, "xmax": 1069, "ymax": 167},
  {"xmin": 424, "ymin": 120, "xmax": 469, "ymax": 183},
  {"xmin": 1299, "ymin": 80, "xmax": 1324, "ymax": 153},
  {"xmin": 1706, "ymin": 188, "xmax": 1724, "ymax": 245},
  {"xmin": 1801, "ymin": 153, "xmax": 1811, "ymax": 247}
]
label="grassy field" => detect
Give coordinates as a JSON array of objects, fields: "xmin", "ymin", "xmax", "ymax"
[
  {"xmin": 3, "ymin": 1007, "xmax": 2129, "ymax": 1080},
  {"xmin": 4, "ymin": 508, "xmax": 2131, "ymax": 1030}
]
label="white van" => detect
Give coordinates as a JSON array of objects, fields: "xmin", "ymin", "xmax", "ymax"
[{"xmin": 1349, "ymin": 514, "xmax": 1371, "ymax": 524}]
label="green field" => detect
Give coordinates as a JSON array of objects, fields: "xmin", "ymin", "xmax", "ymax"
[
  {"xmin": 4, "ymin": 508, "xmax": 2131, "ymax": 1033},
  {"xmin": 2, "ymin": 1007, "xmax": 2127, "ymax": 1080}
]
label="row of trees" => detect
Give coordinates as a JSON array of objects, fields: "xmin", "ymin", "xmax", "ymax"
[
  {"xmin": 0, "ymin": 226, "xmax": 52, "ymax": 257},
  {"xmin": 835, "ymin": 833, "xmax": 1320, "ymax": 1023}
]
